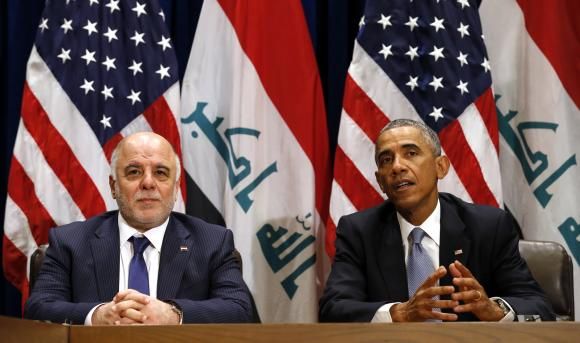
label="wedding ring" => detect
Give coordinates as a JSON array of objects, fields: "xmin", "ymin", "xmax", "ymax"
[{"xmin": 474, "ymin": 290, "xmax": 482, "ymax": 301}]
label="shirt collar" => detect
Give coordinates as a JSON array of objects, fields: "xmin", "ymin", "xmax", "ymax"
[
  {"xmin": 397, "ymin": 199, "xmax": 441, "ymax": 246},
  {"xmin": 118, "ymin": 212, "xmax": 169, "ymax": 250}
]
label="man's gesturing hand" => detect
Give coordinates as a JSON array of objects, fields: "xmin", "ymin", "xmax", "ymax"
[
  {"xmin": 449, "ymin": 260, "xmax": 506, "ymax": 321},
  {"xmin": 390, "ymin": 266, "xmax": 459, "ymax": 322}
]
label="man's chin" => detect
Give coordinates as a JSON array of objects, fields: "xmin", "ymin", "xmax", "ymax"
[
  {"xmin": 389, "ymin": 197, "xmax": 419, "ymax": 212},
  {"xmin": 132, "ymin": 212, "xmax": 170, "ymax": 229}
]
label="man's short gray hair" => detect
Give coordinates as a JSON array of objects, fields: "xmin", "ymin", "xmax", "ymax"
[
  {"xmin": 109, "ymin": 138, "xmax": 182, "ymax": 183},
  {"xmin": 376, "ymin": 119, "xmax": 442, "ymax": 159}
]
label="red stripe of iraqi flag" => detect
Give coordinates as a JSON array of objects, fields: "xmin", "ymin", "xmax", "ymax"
[
  {"xmin": 217, "ymin": 0, "xmax": 331, "ymax": 222},
  {"xmin": 517, "ymin": 0, "xmax": 579, "ymax": 107}
]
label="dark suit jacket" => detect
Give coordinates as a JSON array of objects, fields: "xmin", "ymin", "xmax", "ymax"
[
  {"xmin": 319, "ymin": 193, "xmax": 555, "ymax": 322},
  {"xmin": 24, "ymin": 211, "xmax": 252, "ymax": 324}
]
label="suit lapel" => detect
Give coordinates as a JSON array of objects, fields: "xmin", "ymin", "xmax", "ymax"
[
  {"xmin": 439, "ymin": 196, "xmax": 470, "ymax": 288},
  {"xmin": 157, "ymin": 215, "xmax": 192, "ymax": 299},
  {"xmin": 90, "ymin": 214, "xmax": 120, "ymax": 301},
  {"xmin": 376, "ymin": 203, "xmax": 409, "ymax": 301}
]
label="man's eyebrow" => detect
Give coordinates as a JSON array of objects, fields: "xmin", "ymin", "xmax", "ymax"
[
  {"xmin": 124, "ymin": 163, "xmax": 142, "ymax": 169},
  {"xmin": 376, "ymin": 149, "xmax": 393, "ymax": 156},
  {"xmin": 377, "ymin": 143, "xmax": 420, "ymax": 155},
  {"xmin": 401, "ymin": 143, "xmax": 421, "ymax": 150}
]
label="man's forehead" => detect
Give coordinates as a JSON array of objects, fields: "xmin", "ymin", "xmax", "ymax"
[
  {"xmin": 117, "ymin": 143, "xmax": 175, "ymax": 166},
  {"xmin": 378, "ymin": 127, "xmax": 425, "ymax": 146},
  {"xmin": 122, "ymin": 158, "xmax": 172, "ymax": 167}
]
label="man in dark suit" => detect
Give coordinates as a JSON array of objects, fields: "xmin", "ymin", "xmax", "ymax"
[
  {"xmin": 25, "ymin": 132, "xmax": 252, "ymax": 324},
  {"xmin": 319, "ymin": 119, "xmax": 554, "ymax": 322}
]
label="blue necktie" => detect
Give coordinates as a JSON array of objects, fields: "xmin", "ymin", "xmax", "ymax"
[
  {"xmin": 407, "ymin": 227, "xmax": 435, "ymax": 298},
  {"xmin": 128, "ymin": 236, "xmax": 150, "ymax": 295}
]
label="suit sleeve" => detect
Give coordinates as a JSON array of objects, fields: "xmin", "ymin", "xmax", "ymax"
[
  {"xmin": 170, "ymin": 229, "xmax": 253, "ymax": 323},
  {"xmin": 24, "ymin": 228, "xmax": 100, "ymax": 324},
  {"xmin": 319, "ymin": 216, "xmax": 387, "ymax": 322},
  {"xmin": 488, "ymin": 211, "xmax": 556, "ymax": 321}
]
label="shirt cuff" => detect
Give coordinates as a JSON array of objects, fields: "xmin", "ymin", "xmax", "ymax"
[
  {"xmin": 371, "ymin": 303, "xmax": 399, "ymax": 323},
  {"xmin": 490, "ymin": 297, "xmax": 516, "ymax": 322},
  {"xmin": 84, "ymin": 303, "xmax": 105, "ymax": 325}
]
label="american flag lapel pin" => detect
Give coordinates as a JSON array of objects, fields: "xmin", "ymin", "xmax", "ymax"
[
  {"xmin": 454, "ymin": 249, "xmax": 463, "ymax": 256},
  {"xmin": 180, "ymin": 246, "xmax": 188, "ymax": 252}
]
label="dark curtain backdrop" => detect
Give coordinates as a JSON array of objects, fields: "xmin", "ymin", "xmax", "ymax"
[{"xmin": 0, "ymin": 0, "xmax": 365, "ymax": 316}]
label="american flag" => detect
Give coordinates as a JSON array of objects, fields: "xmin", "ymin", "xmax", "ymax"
[
  {"xmin": 2, "ymin": 0, "xmax": 185, "ymax": 301},
  {"xmin": 326, "ymin": 0, "xmax": 502, "ymax": 257}
]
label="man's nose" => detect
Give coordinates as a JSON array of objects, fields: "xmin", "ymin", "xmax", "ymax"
[
  {"xmin": 391, "ymin": 155, "xmax": 407, "ymax": 174},
  {"xmin": 140, "ymin": 171, "xmax": 156, "ymax": 189}
]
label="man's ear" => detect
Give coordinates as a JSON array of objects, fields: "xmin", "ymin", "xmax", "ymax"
[
  {"xmin": 435, "ymin": 155, "xmax": 450, "ymax": 180},
  {"xmin": 173, "ymin": 178, "xmax": 180, "ymax": 202},
  {"xmin": 109, "ymin": 175, "xmax": 116, "ymax": 199}
]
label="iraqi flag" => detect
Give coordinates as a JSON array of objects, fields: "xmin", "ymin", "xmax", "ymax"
[
  {"xmin": 480, "ymin": 0, "xmax": 580, "ymax": 319},
  {"xmin": 180, "ymin": 0, "xmax": 330, "ymax": 322}
]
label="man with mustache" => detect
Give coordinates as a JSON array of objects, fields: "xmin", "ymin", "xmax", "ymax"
[
  {"xmin": 319, "ymin": 119, "xmax": 554, "ymax": 322},
  {"xmin": 25, "ymin": 132, "xmax": 253, "ymax": 324}
]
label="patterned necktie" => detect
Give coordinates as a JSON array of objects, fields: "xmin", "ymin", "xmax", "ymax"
[
  {"xmin": 407, "ymin": 227, "xmax": 435, "ymax": 298},
  {"xmin": 128, "ymin": 236, "xmax": 150, "ymax": 295}
]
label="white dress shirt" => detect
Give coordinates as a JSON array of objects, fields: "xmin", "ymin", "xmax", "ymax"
[
  {"xmin": 84, "ymin": 214, "xmax": 169, "ymax": 325},
  {"xmin": 371, "ymin": 200, "xmax": 514, "ymax": 322},
  {"xmin": 118, "ymin": 214, "xmax": 168, "ymax": 298}
]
